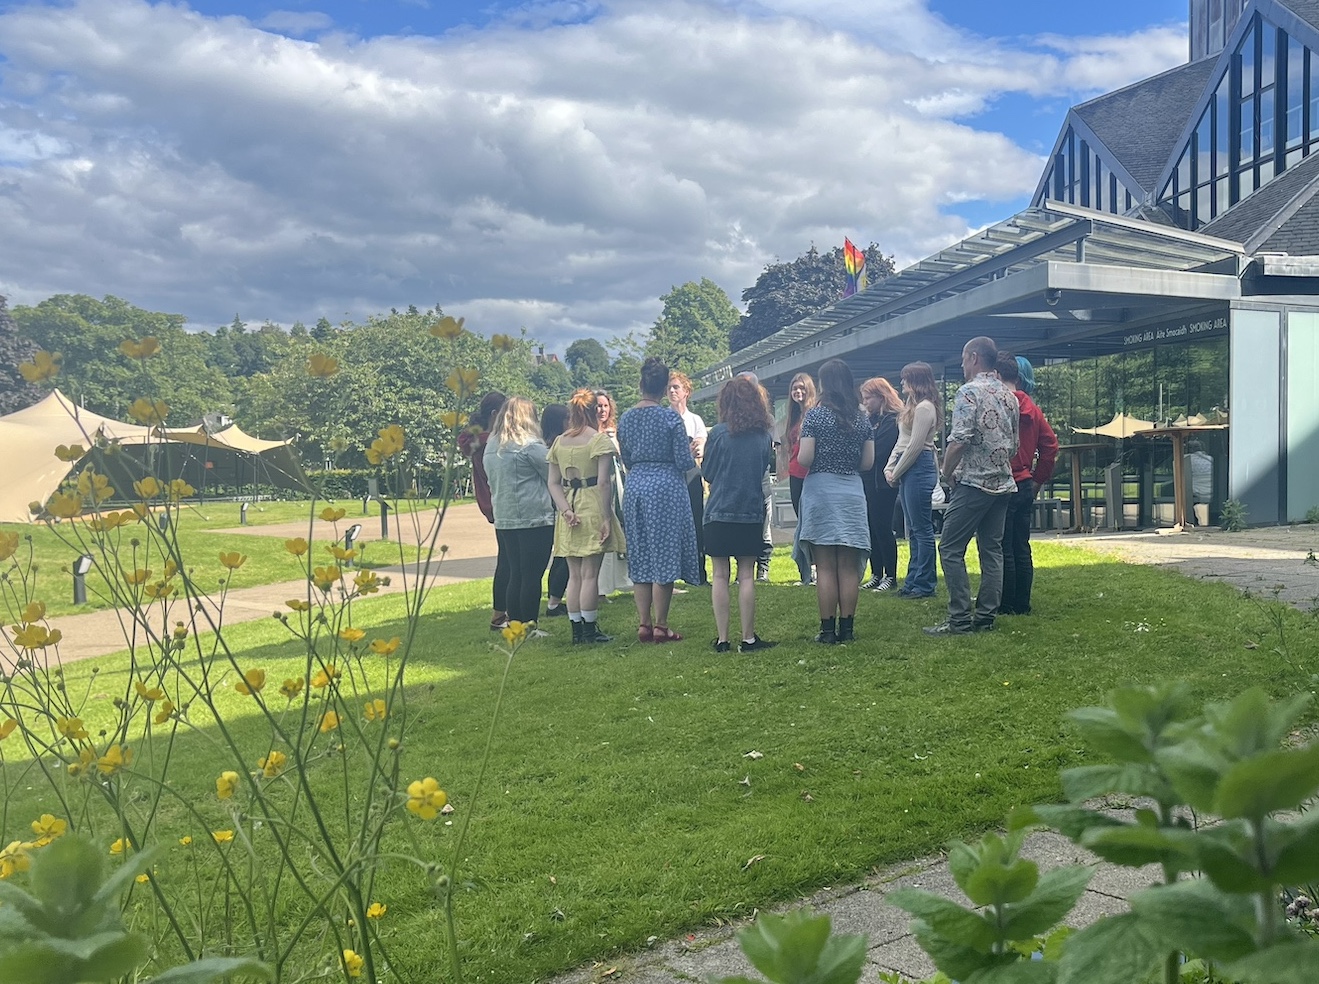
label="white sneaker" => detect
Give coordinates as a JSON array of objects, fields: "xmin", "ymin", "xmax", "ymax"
[{"xmin": 874, "ymin": 576, "xmax": 897, "ymax": 592}]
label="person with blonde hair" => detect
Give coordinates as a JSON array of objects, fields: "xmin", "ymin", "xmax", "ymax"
[
  {"xmin": 484, "ymin": 396, "xmax": 554, "ymax": 632},
  {"xmin": 702, "ymin": 376, "xmax": 776, "ymax": 653},
  {"xmin": 860, "ymin": 376, "xmax": 903, "ymax": 591},
  {"xmin": 593, "ymin": 388, "xmax": 633, "ymax": 599},
  {"xmin": 780, "ymin": 372, "xmax": 817, "ymax": 584},
  {"xmin": 885, "ymin": 362, "xmax": 942, "ymax": 598},
  {"xmin": 547, "ymin": 389, "xmax": 625, "ymax": 644}
]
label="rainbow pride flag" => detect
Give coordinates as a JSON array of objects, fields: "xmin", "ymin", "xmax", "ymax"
[{"xmin": 843, "ymin": 238, "xmax": 867, "ymax": 297}]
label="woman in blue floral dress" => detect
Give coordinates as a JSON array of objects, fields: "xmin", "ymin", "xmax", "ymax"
[{"xmin": 617, "ymin": 357, "xmax": 699, "ymax": 642}]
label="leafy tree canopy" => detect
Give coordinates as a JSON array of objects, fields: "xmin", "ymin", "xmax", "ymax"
[
  {"xmin": 645, "ymin": 278, "xmax": 737, "ymax": 376},
  {"xmin": 0, "ymin": 294, "xmax": 38, "ymax": 414},
  {"xmin": 564, "ymin": 338, "xmax": 611, "ymax": 388},
  {"xmin": 730, "ymin": 243, "xmax": 894, "ymax": 353}
]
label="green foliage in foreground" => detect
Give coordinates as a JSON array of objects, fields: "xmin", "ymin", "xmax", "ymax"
[{"xmin": 3, "ymin": 543, "xmax": 1318, "ymax": 983}]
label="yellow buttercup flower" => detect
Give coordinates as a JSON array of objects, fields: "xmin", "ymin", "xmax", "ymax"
[
  {"xmin": 97, "ymin": 744, "xmax": 132, "ymax": 776},
  {"xmin": 118, "ymin": 336, "xmax": 161, "ymax": 360},
  {"xmin": 0, "ymin": 718, "xmax": 17, "ymax": 740},
  {"xmin": 330, "ymin": 545, "xmax": 357, "ymax": 562},
  {"xmin": 439, "ymin": 410, "xmax": 469, "ymax": 429},
  {"xmin": 354, "ymin": 570, "xmax": 380, "ymax": 594},
  {"xmin": 319, "ymin": 711, "xmax": 341, "ymax": 733},
  {"xmin": 144, "ymin": 581, "xmax": 176, "ymax": 600},
  {"xmin": 135, "ymin": 872, "xmax": 150, "ymax": 885},
  {"xmin": 364, "ymin": 424, "xmax": 405, "ymax": 465},
  {"xmin": 20, "ymin": 601, "xmax": 45, "ymax": 624},
  {"xmin": 76, "ymin": 469, "xmax": 114, "ymax": 503},
  {"xmin": 88, "ymin": 510, "xmax": 132, "ymax": 532},
  {"xmin": 216, "ymin": 771, "xmax": 240, "ymax": 800},
  {"xmin": 279, "ymin": 678, "xmax": 304, "ymax": 700},
  {"xmin": 235, "ymin": 668, "xmax": 266, "ymax": 695},
  {"xmin": 285, "ymin": 598, "xmax": 311, "ymax": 612},
  {"xmin": 342, "ymin": 949, "xmax": 364, "ymax": 978},
  {"xmin": 312, "ymin": 565, "xmax": 341, "ymax": 591},
  {"xmin": 491, "ymin": 332, "xmax": 518, "ymax": 352},
  {"xmin": 30, "ymin": 814, "xmax": 67, "ymax": 842},
  {"xmin": 369, "ymin": 636, "xmax": 401, "ymax": 657},
  {"xmin": 153, "ymin": 700, "xmax": 175, "ymax": 725},
  {"xmin": 45, "ymin": 491, "xmax": 82, "ymax": 519},
  {"xmin": 167, "ymin": 478, "xmax": 194, "ymax": 500},
  {"xmin": 366, "ymin": 902, "xmax": 387, "ymax": 919},
  {"xmin": 338, "ymin": 627, "xmax": 365, "ymax": 644},
  {"xmin": 501, "ymin": 620, "xmax": 528, "ymax": 645},
  {"xmin": 363, "ymin": 699, "xmax": 387, "ymax": 722},
  {"xmin": 124, "ymin": 568, "xmax": 151, "ymax": 586},
  {"xmin": 0, "ymin": 840, "xmax": 31, "ymax": 879},
  {"xmin": 311, "ymin": 665, "xmax": 340, "ymax": 688},
  {"xmin": 429, "ymin": 315, "xmax": 465, "ymax": 339},
  {"xmin": 110, "ymin": 837, "xmax": 128, "ymax": 855},
  {"xmin": 211, "ymin": 830, "xmax": 234, "ymax": 845},
  {"xmin": 128, "ymin": 398, "xmax": 169, "ymax": 426},
  {"xmin": 258, "ymin": 750, "xmax": 287, "ymax": 777},
  {"xmin": 13, "ymin": 623, "xmax": 59, "ymax": 649},
  {"xmin": 0, "ymin": 531, "xmax": 19, "ymax": 561},
  {"xmin": 19, "ymin": 350, "xmax": 60, "ymax": 382},
  {"xmin": 307, "ymin": 352, "xmax": 339, "ymax": 377},
  {"xmin": 134, "ymin": 680, "xmax": 165, "ymax": 702},
  {"xmin": 56, "ymin": 716, "xmax": 88, "ymax": 740},
  {"xmin": 445, "ymin": 367, "xmax": 480, "ymax": 398},
  {"xmin": 319, "ymin": 506, "xmax": 347, "ymax": 522},
  {"xmin": 178, "ymin": 836, "xmax": 193, "ymax": 846},
  {"xmin": 219, "ymin": 551, "xmax": 248, "ymax": 570},
  {"xmin": 405, "ymin": 777, "xmax": 448, "ymax": 820},
  {"xmin": 133, "ymin": 476, "xmax": 162, "ymax": 499},
  {"xmin": 68, "ymin": 747, "xmax": 96, "ymax": 777},
  {"xmin": 54, "ymin": 443, "xmax": 86, "ymax": 462}
]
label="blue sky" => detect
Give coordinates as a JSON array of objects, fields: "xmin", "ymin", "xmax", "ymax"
[{"xmin": 0, "ymin": 0, "xmax": 1191, "ymax": 349}]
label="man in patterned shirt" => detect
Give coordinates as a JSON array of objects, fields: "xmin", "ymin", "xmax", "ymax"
[{"xmin": 924, "ymin": 336, "xmax": 1019, "ymax": 636}]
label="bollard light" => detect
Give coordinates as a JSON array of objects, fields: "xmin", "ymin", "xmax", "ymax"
[
  {"xmin": 362, "ymin": 494, "xmax": 370, "ymax": 515},
  {"xmin": 72, "ymin": 553, "xmax": 94, "ymax": 605},
  {"xmin": 344, "ymin": 523, "xmax": 363, "ymax": 563},
  {"xmin": 379, "ymin": 499, "xmax": 390, "ymax": 540},
  {"xmin": 158, "ymin": 513, "xmax": 170, "ymax": 532},
  {"xmin": 240, "ymin": 501, "xmax": 249, "ymax": 525}
]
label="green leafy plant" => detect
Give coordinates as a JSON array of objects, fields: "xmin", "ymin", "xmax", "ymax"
[
  {"xmin": 1220, "ymin": 498, "xmax": 1248, "ymax": 532},
  {"xmin": 714, "ymin": 908, "xmax": 867, "ymax": 984},
  {"xmin": 0, "ymin": 834, "xmax": 269, "ymax": 984},
  {"xmin": 1304, "ymin": 506, "xmax": 1319, "ymax": 525}
]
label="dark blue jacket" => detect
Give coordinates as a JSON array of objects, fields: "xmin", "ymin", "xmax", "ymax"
[{"xmin": 701, "ymin": 424, "xmax": 771, "ymax": 524}]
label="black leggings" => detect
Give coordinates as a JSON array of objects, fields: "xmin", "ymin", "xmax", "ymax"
[
  {"xmin": 865, "ymin": 482, "xmax": 900, "ymax": 579},
  {"xmin": 547, "ymin": 556, "xmax": 568, "ymax": 600},
  {"xmin": 494, "ymin": 526, "xmax": 555, "ymax": 623},
  {"xmin": 688, "ymin": 475, "xmax": 706, "ymax": 577},
  {"xmin": 790, "ymin": 475, "xmax": 804, "ymax": 515}
]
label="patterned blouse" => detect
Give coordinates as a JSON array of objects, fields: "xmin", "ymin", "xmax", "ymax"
[{"xmin": 800, "ymin": 405, "xmax": 872, "ymax": 475}]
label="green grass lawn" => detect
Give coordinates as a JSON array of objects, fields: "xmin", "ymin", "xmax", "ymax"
[
  {"xmin": 2, "ymin": 542, "xmax": 1315, "ymax": 982},
  {"xmin": 0, "ymin": 498, "xmax": 442, "ymax": 619}
]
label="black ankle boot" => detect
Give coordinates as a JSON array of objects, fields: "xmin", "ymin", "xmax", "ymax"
[
  {"xmin": 571, "ymin": 620, "xmax": 585, "ymax": 644},
  {"xmin": 815, "ymin": 617, "xmax": 837, "ymax": 644},
  {"xmin": 582, "ymin": 620, "xmax": 612, "ymax": 643},
  {"xmin": 837, "ymin": 617, "xmax": 854, "ymax": 642}
]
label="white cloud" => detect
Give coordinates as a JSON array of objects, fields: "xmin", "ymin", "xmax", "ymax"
[
  {"xmin": 257, "ymin": 10, "xmax": 334, "ymax": 36},
  {"xmin": 0, "ymin": 0, "xmax": 1189, "ymax": 351}
]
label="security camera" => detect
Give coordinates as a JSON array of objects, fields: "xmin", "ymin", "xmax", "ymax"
[{"xmin": 1045, "ymin": 288, "xmax": 1062, "ymax": 307}]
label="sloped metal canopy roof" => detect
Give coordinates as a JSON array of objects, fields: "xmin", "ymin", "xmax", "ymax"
[{"xmin": 694, "ymin": 203, "xmax": 1247, "ymax": 398}]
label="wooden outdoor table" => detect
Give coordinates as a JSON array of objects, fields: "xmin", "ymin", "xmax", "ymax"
[
  {"xmin": 1057, "ymin": 443, "xmax": 1108, "ymax": 530},
  {"xmin": 1134, "ymin": 424, "xmax": 1228, "ymax": 530}
]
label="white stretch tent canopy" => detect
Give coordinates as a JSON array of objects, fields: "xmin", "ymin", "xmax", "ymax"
[{"xmin": 0, "ymin": 390, "xmax": 153, "ymax": 523}]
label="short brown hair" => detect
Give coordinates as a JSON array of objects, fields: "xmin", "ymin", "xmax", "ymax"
[{"xmin": 717, "ymin": 376, "xmax": 773, "ymax": 435}]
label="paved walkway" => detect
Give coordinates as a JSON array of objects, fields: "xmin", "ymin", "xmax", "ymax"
[{"xmin": 20, "ymin": 514, "xmax": 1319, "ymax": 980}]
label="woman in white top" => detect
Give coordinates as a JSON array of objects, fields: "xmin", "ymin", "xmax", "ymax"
[
  {"xmin": 668, "ymin": 371, "xmax": 709, "ymax": 585},
  {"xmin": 884, "ymin": 362, "xmax": 942, "ymax": 598}
]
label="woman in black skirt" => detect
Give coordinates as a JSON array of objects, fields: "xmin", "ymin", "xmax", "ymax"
[
  {"xmin": 701, "ymin": 376, "xmax": 776, "ymax": 653},
  {"xmin": 860, "ymin": 377, "xmax": 903, "ymax": 591}
]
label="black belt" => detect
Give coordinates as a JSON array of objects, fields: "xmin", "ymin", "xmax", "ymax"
[{"xmin": 562, "ymin": 477, "xmax": 598, "ymax": 490}]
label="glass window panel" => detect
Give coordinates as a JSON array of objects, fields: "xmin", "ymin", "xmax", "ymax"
[
  {"xmin": 1216, "ymin": 175, "xmax": 1230, "ymax": 209},
  {"xmin": 1240, "ymin": 21, "xmax": 1256, "ymax": 96},
  {"xmin": 1287, "ymin": 145, "xmax": 1304, "ymax": 167},
  {"xmin": 1196, "ymin": 184, "xmax": 1212, "ymax": 227},
  {"xmin": 1260, "ymin": 87, "xmax": 1275, "ymax": 156},
  {"xmin": 1192, "ymin": 0, "xmax": 1208, "ymax": 61},
  {"xmin": 1287, "ymin": 36, "xmax": 1304, "ymax": 147},
  {"xmin": 1080, "ymin": 139, "xmax": 1090, "ymax": 206},
  {"xmin": 1197, "ymin": 116, "xmax": 1213, "ymax": 178},
  {"xmin": 1261, "ymin": 23, "xmax": 1276, "ymax": 88},
  {"xmin": 1110, "ymin": 173, "xmax": 1119, "ymax": 214},
  {"xmin": 1216, "ymin": 78, "xmax": 1232, "ymax": 175},
  {"xmin": 1241, "ymin": 98, "xmax": 1256, "ymax": 160},
  {"xmin": 1176, "ymin": 147, "xmax": 1191, "ymax": 193},
  {"xmin": 1210, "ymin": 0, "xmax": 1224, "ymax": 54},
  {"xmin": 1094, "ymin": 156, "xmax": 1106, "ymax": 211}
]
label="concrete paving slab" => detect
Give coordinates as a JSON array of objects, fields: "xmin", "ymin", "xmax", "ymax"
[
  {"xmin": 1064, "ymin": 888, "xmax": 1136, "ymax": 927},
  {"xmin": 816, "ymin": 888, "xmax": 913, "ymax": 944},
  {"xmin": 866, "ymin": 933, "xmax": 938, "ymax": 981},
  {"xmin": 1085, "ymin": 860, "xmax": 1163, "ymax": 899}
]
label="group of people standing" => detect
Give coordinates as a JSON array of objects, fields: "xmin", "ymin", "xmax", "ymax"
[{"xmin": 461, "ymin": 333, "xmax": 1056, "ymax": 649}]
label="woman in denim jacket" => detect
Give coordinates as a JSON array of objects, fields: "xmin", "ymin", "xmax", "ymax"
[{"xmin": 701, "ymin": 376, "xmax": 776, "ymax": 653}]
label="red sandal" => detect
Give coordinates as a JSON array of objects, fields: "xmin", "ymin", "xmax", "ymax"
[
  {"xmin": 637, "ymin": 624, "xmax": 654, "ymax": 643},
  {"xmin": 651, "ymin": 626, "xmax": 683, "ymax": 643}
]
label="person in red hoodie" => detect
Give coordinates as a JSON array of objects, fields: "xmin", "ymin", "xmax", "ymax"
[
  {"xmin": 458, "ymin": 390, "xmax": 508, "ymax": 630},
  {"xmin": 995, "ymin": 354, "xmax": 1057, "ymax": 616}
]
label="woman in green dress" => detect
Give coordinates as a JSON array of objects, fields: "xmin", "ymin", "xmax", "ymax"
[{"xmin": 547, "ymin": 389, "xmax": 626, "ymax": 644}]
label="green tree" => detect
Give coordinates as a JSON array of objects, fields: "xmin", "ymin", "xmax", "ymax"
[
  {"xmin": 528, "ymin": 357, "xmax": 572, "ymax": 403},
  {"xmin": 731, "ymin": 243, "xmax": 895, "ymax": 352},
  {"xmin": 564, "ymin": 338, "xmax": 611, "ymax": 388},
  {"xmin": 645, "ymin": 278, "xmax": 738, "ymax": 375},
  {"xmin": 14, "ymin": 294, "xmax": 233, "ymax": 424},
  {"xmin": 0, "ymin": 293, "xmax": 38, "ymax": 413}
]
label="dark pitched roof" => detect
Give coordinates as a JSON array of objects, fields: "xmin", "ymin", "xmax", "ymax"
[
  {"xmin": 1260, "ymin": 195, "xmax": 1319, "ymax": 251},
  {"xmin": 1278, "ymin": 0, "xmax": 1319, "ymax": 31},
  {"xmin": 1072, "ymin": 58, "xmax": 1220, "ymax": 195},
  {"xmin": 1200, "ymin": 150, "xmax": 1319, "ymax": 250}
]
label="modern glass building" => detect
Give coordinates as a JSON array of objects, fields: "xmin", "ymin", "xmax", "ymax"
[{"xmin": 696, "ymin": 0, "xmax": 1319, "ymax": 526}]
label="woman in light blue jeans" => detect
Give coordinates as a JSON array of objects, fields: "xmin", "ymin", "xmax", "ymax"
[{"xmin": 885, "ymin": 362, "xmax": 942, "ymax": 598}]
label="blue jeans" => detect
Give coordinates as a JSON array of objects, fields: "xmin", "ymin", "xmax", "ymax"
[{"xmin": 898, "ymin": 450, "xmax": 938, "ymax": 595}]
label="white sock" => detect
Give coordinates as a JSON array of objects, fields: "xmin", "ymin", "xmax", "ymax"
[
  {"xmin": 568, "ymin": 611, "xmax": 583, "ymax": 622},
  {"xmin": 581, "ymin": 609, "xmax": 598, "ymax": 622}
]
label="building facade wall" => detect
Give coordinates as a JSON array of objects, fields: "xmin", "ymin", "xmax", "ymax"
[{"xmin": 1230, "ymin": 305, "xmax": 1282, "ymax": 522}]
